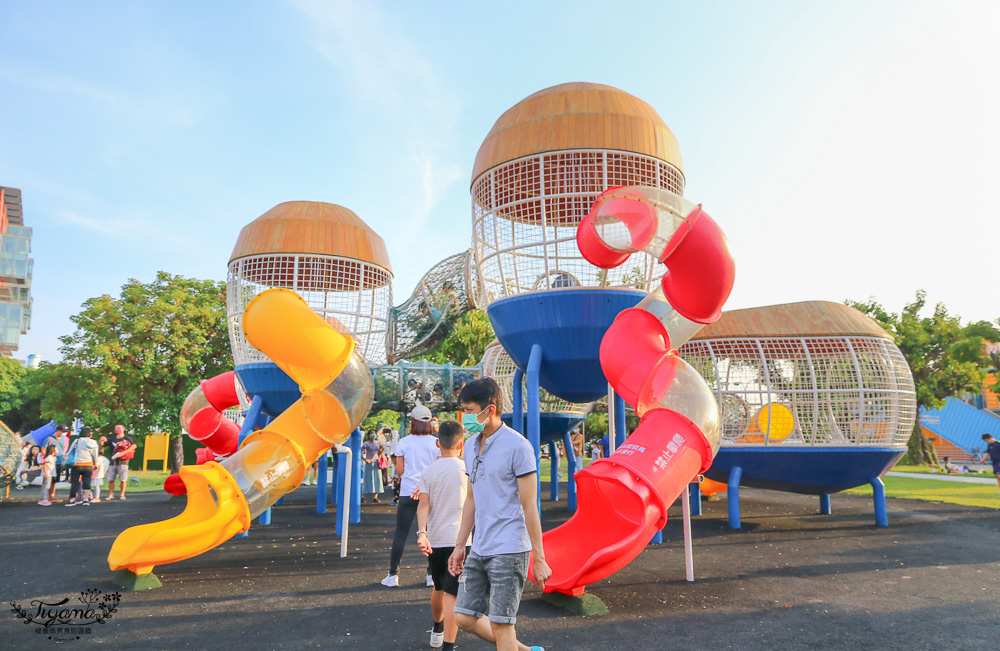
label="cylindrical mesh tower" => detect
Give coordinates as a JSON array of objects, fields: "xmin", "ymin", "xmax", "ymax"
[
  {"xmin": 480, "ymin": 340, "xmax": 592, "ymax": 418},
  {"xmin": 228, "ymin": 201, "xmax": 393, "ymax": 369},
  {"xmin": 678, "ymin": 302, "xmax": 916, "ymax": 448},
  {"xmin": 470, "ymin": 82, "xmax": 685, "ymax": 306}
]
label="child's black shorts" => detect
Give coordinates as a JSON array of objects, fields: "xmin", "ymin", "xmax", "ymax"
[{"xmin": 429, "ymin": 546, "xmax": 465, "ymax": 596}]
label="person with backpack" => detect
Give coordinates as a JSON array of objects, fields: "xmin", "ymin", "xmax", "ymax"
[{"xmin": 104, "ymin": 424, "xmax": 136, "ymax": 501}]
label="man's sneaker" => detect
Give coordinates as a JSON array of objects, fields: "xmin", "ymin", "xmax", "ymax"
[
  {"xmin": 380, "ymin": 573, "xmax": 399, "ymax": 587},
  {"xmin": 429, "ymin": 629, "xmax": 444, "ymax": 648},
  {"xmin": 66, "ymin": 501, "xmax": 77, "ymax": 507},
  {"xmin": 37, "ymin": 500, "xmax": 51, "ymax": 506},
  {"xmin": 81, "ymin": 500, "xmax": 91, "ymax": 506},
  {"xmin": 426, "ymin": 574, "xmax": 434, "ymax": 587}
]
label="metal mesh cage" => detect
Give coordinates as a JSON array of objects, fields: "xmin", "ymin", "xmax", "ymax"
[
  {"xmin": 386, "ymin": 250, "xmax": 479, "ymax": 364},
  {"xmin": 481, "ymin": 340, "xmax": 594, "ymax": 417},
  {"xmin": 471, "ymin": 150, "xmax": 685, "ymax": 306},
  {"xmin": 678, "ymin": 336, "xmax": 916, "ymax": 447},
  {"xmin": 228, "ymin": 254, "xmax": 393, "ymax": 368},
  {"xmin": 373, "ymin": 359, "xmax": 483, "ymax": 411}
]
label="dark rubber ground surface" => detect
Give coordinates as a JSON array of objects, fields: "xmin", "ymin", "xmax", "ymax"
[{"xmin": 1, "ymin": 484, "xmax": 998, "ymax": 650}]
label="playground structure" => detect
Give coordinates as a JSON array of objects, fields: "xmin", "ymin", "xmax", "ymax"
[
  {"xmin": 108, "ymin": 289, "xmax": 372, "ymax": 577},
  {"xmin": 676, "ymin": 301, "xmax": 917, "ymax": 527},
  {"xmin": 0, "ymin": 419, "xmax": 21, "ymax": 497},
  {"xmin": 373, "ymin": 358, "xmax": 482, "ymax": 412},
  {"xmin": 481, "ymin": 339, "xmax": 593, "ymax": 507},
  {"xmin": 385, "ymin": 249, "xmax": 479, "ymax": 364}
]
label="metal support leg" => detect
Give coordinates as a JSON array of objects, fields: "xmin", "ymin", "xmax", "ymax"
[
  {"xmin": 871, "ymin": 477, "xmax": 888, "ymax": 527},
  {"xmin": 549, "ymin": 441, "xmax": 559, "ymax": 502},
  {"xmin": 526, "ymin": 344, "xmax": 543, "ymax": 514},
  {"xmin": 682, "ymin": 484, "xmax": 694, "ymax": 582},
  {"xmin": 728, "ymin": 466, "xmax": 743, "ymax": 529},
  {"xmin": 258, "ymin": 508, "xmax": 271, "ymax": 525},
  {"xmin": 820, "ymin": 493, "xmax": 831, "ymax": 515},
  {"xmin": 614, "ymin": 392, "xmax": 627, "ymax": 450},
  {"xmin": 563, "ymin": 431, "xmax": 577, "ymax": 511}
]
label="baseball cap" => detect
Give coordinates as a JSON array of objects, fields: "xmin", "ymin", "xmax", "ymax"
[{"xmin": 409, "ymin": 404, "xmax": 432, "ymax": 422}]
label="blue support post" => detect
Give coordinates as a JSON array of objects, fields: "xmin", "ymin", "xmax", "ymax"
[
  {"xmin": 275, "ymin": 497, "xmax": 284, "ymax": 506},
  {"xmin": 728, "ymin": 466, "xmax": 743, "ymax": 529},
  {"xmin": 512, "ymin": 367, "xmax": 524, "ymax": 436},
  {"xmin": 820, "ymin": 493, "xmax": 832, "ymax": 515},
  {"xmin": 258, "ymin": 509, "xmax": 271, "ymax": 525},
  {"xmin": 549, "ymin": 441, "xmax": 559, "ymax": 502},
  {"xmin": 526, "ymin": 344, "xmax": 543, "ymax": 514},
  {"xmin": 317, "ymin": 452, "xmax": 328, "ymax": 514},
  {"xmin": 334, "ymin": 449, "xmax": 348, "ymax": 536},
  {"xmin": 690, "ymin": 481, "xmax": 702, "ymax": 516},
  {"xmin": 563, "ymin": 430, "xmax": 577, "ymax": 511},
  {"xmin": 349, "ymin": 428, "xmax": 362, "ymax": 524},
  {"xmin": 235, "ymin": 395, "xmax": 266, "ymax": 538},
  {"xmin": 650, "ymin": 528, "xmax": 664, "ymax": 544},
  {"xmin": 614, "ymin": 392, "xmax": 627, "ymax": 449},
  {"xmin": 871, "ymin": 477, "xmax": 888, "ymax": 527}
]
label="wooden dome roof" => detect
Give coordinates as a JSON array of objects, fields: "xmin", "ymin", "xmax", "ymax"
[
  {"xmin": 230, "ymin": 201, "xmax": 392, "ymax": 273},
  {"xmin": 471, "ymin": 82, "xmax": 683, "ymax": 184},
  {"xmin": 690, "ymin": 301, "xmax": 893, "ymax": 341}
]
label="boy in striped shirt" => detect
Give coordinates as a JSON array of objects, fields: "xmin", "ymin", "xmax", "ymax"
[{"xmin": 417, "ymin": 420, "xmax": 469, "ymax": 650}]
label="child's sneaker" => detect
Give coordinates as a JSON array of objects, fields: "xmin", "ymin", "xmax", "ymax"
[
  {"xmin": 81, "ymin": 500, "xmax": 91, "ymax": 506},
  {"xmin": 429, "ymin": 629, "xmax": 444, "ymax": 648},
  {"xmin": 106, "ymin": 495, "xmax": 114, "ymax": 501},
  {"xmin": 66, "ymin": 500, "xmax": 77, "ymax": 507},
  {"xmin": 37, "ymin": 500, "xmax": 51, "ymax": 506},
  {"xmin": 380, "ymin": 573, "xmax": 399, "ymax": 587}
]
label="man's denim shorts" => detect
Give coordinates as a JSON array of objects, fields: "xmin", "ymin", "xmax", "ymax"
[{"xmin": 453, "ymin": 550, "xmax": 530, "ymax": 624}]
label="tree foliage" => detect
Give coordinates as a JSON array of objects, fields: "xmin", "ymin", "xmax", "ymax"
[
  {"xmin": 36, "ymin": 272, "xmax": 233, "ymax": 470},
  {"xmin": 847, "ymin": 290, "xmax": 1000, "ymax": 464},
  {"xmin": 421, "ymin": 309, "xmax": 496, "ymax": 367}
]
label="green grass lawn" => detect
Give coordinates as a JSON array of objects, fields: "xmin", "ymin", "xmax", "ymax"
[
  {"xmin": 891, "ymin": 463, "xmax": 993, "ymax": 478},
  {"xmin": 115, "ymin": 470, "xmax": 171, "ymax": 493},
  {"xmin": 845, "ymin": 475, "xmax": 1000, "ymax": 509},
  {"xmin": 538, "ymin": 456, "xmax": 594, "ymax": 483}
]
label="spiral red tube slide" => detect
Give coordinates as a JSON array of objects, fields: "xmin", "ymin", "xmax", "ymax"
[{"xmin": 164, "ymin": 372, "xmax": 241, "ymax": 496}]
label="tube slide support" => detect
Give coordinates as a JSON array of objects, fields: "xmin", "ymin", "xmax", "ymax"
[
  {"xmin": 690, "ymin": 481, "xmax": 702, "ymax": 516},
  {"xmin": 349, "ymin": 428, "xmax": 362, "ymax": 524},
  {"xmin": 549, "ymin": 441, "xmax": 560, "ymax": 502},
  {"xmin": 871, "ymin": 477, "xmax": 888, "ymax": 527},
  {"xmin": 728, "ymin": 466, "xmax": 743, "ymax": 529},
  {"xmin": 317, "ymin": 452, "xmax": 329, "ymax": 514},
  {"xmin": 682, "ymin": 483, "xmax": 694, "ymax": 582},
  {"xmin": 513, "ymin": 367, "xmax": 524, "ymax": 437},
  {"xmin": 820, "ymin": 493, "xmax": 831, "ymax": 515},
  {"xmin": 336, "ymin": 445, "xmax": 352, "ymax": 556}
]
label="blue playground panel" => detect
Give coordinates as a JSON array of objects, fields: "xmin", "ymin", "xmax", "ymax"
[
  {"xmin": 487, "ymin": 289, "xmax": 646, "ymax": 403},
  {"xmin": 705, "ymin": 446, "xmax": 906, "ymax": 528},
  {"xmin": 234, "ymin": 362, "xmax": 301, "ymax": 416}
]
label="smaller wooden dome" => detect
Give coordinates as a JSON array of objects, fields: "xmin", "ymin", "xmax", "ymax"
[
  {"xmin": 472, "ymin": 82, "xmax": 683, "ymax": 184},
  {"xmin": 230, "ymin": 201, "xmax": 392, "ymax": 273},
  {"xmin": 691, "ymin": 301, "xmax": 893, "ymax": 341}
]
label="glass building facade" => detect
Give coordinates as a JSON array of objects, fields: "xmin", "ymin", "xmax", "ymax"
[{"xmin": 0, "ymin": 186, "xmax": 33, "ymax": 356}]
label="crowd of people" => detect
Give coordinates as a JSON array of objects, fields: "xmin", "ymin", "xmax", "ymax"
[{"xmin": 14, "ymin": 423, "xmax": 137, "ymax": 506}]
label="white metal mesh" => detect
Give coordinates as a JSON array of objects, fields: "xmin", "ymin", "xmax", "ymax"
[
  {"xmin": 227, "ymin": 254, "xmax": 392, "ymax": 368},
  {"xmin": 471, "ymin": 150, "xmax": 685, "ymax": 306},
  {"xmin": 678, "ymin": 336, "xmax": 916, "ymax": 447},
  {"xmin": 481, "ymin": 340, "xmax": 593, "ymax": 417}
]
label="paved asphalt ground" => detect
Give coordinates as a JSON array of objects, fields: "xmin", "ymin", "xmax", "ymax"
[{"xmin": 1, "ymin": 483, "xmax": 998, "ymax": 651}]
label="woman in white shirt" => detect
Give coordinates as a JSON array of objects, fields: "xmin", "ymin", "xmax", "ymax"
[{"xmin": 381, "ymin": 404, "xmax": 440, "ymax": 587}]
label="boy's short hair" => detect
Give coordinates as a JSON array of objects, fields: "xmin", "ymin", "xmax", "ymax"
[
  {"xmin": 437, "ymin": 421, "xmax": 464, "ymax": 450},
  {"xmin": 983, "ymin": 433, "xmax": 993, "ymax": 441},
  {"xmin": 458, "ymin": 377, "xmax": 503, "ymax": 413}
]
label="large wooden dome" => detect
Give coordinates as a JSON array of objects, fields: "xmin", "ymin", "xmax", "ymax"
[
  {"xmin": 471, "ymin": 82, "xmax": 683, "ymax": 184},
  {"xmin": 230, "ymin": 201, "xmax": 392, "ymax": 273},
  {"xmin": 691, "ymin": 301, "xmax": 893, "ymax": 341}
]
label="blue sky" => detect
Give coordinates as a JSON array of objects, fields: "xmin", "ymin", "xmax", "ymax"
[{"xmin": 1, "ymin": 0, "xmax": 997, "ymax": 363}]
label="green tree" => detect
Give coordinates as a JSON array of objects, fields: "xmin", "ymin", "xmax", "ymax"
[
  {"xmin": 0, "ymin": 357, "xmax": 26, "ymax": 417},
  {"xmin": 362, "ymin": 409, "xmax": 401, "ymax": 433},
  {"xmin": 848, "ymin": 291, "xmax": 1000, "ymax": 465},
  {"xmin": 422, "ymin": 309, "xmax": 496, "ymax": 367},
  {"xmin": 46, "ymin": 272, "xmax": 233, "ymax": 472}
]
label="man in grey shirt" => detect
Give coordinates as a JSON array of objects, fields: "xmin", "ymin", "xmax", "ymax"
[{"xmin": 448, "ymin": 378, "xmax": 549, "ymax": 651}]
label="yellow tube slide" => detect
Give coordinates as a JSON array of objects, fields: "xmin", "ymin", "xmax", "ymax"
[{"xmin": 108, "ymin": 289, "xmax": 372, "ymax": 576}]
